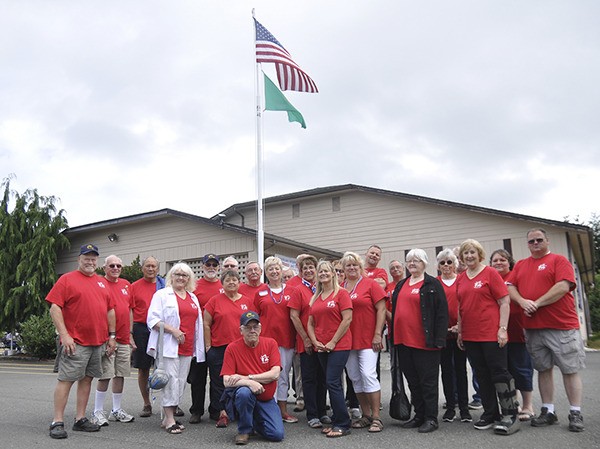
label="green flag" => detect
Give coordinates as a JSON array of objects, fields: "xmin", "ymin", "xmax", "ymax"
[{"xmin": 263, "ymin": 73, "xmax": 306, "ymax": 129}]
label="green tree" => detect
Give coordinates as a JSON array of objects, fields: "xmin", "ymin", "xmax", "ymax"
[{"xmin": 0, "ymin": 175, "xmax": 69, "ymax": 332}]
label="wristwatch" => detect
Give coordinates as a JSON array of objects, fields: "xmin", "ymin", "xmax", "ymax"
[{"xmin": 499, "ymin": 326, "xmax": 507, "ymax": 331}]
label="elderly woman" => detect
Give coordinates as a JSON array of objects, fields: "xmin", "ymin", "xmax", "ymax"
[
  {"xmin": 307, "ymin": 260, "xmax": 353, "ymax": 438},
  {"xmin": 391, "ymin": 249, "xmax": 448, "ymax": 433},
  {"xmin": 204, "ymin": 270, "xmax": 254, "ymax": 428},
  {"xmin": 341, "ymin": 251, "xmax": 387, "ymax": 432},
  {"xmin": 437, "ymin": 249, "xmax": 471, "ymax": 423},
  {"xmin": 254, "ymin": 256, "xmax": 298, "ymax": 423},
  {"xmin": 146, "ymin": 262, "xmax": 205, "ymax": 434},
  {"xmin": 456, "ymin": 239, "xmax": 519, "ymax": 435},
  {"xmin": 490, "ymin": 249, "xmax": 534, "ymax": 421}
]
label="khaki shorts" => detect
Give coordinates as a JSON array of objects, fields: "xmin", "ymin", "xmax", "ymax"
[
  {"xmin": 525, "ymin": 328, "xmax": 586, "ymax": 374},
  {"xmin": 58, "ymin": 344, "xmax": 102, "ymax": 382},
  {"xmin": 100, "ymin": 342, "xmax": 132, "ymax": 379}
]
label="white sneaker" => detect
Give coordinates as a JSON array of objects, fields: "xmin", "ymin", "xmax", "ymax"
[
  {"xmin": 349, "ymin": 408, "xmax": 361, "ymax": 419},
  {"xmin": 109, "ymin": 408, "xmax": 135, "ymax": 423},
  {"xmin": 91, "ymin": 410, "xmax": 109, "ymax": 426}
]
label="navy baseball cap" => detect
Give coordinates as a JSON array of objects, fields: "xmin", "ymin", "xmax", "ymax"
[
  {"xmin": 80, "ymin": 244, "xmax": 99, "ymax": 256},
  {"xmin": 203, "ymin": 254, "xmax": 219, "ymax": 264},
  {"xmin": 240, "ymin": 311, "xmax": 260, "ymax": 326}
]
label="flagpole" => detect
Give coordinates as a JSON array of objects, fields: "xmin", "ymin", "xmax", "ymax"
[{"xmin": 253, "ymin": 9, "xmax": 265, "ymax": 276}]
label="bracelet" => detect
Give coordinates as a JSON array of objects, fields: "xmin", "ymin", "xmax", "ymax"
[{"xmin": 499, "ymin": 326, "xmax": 507, "ymax": 331}]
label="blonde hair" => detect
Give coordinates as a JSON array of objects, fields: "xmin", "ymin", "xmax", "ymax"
[
  {"xmin": 310, "ymin": 260, "xmax": 340, "ymax": 306},
  {"xmin": 458, "ymin": 239, "xmax": 486, "ymax": 263},
  {"xmin": 340, "ymin": 251, "xmax": 365, "ymax": 274}
]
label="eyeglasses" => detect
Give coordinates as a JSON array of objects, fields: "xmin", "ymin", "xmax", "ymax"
[
  {"xmin": 205, "ymin": 263, "xmax": 219, "ymax": 268},
  {"xmin": 335, "ymin": 269, "xmax": 343, "ymax": 273},
  {"xmin": 527, "ymin": 238, "xmax": 545, "ymax": 245},
  {"xmin": 242, "ymin": 324, "xmax": 261, "ymax": 331},
  {"xmin": 108, "ymin": 264, "xmax": 122, "ymax": 269},
  {"xmin": 438, "ymin": 260, "xmax": 453, "ymax": 266},
  {"xmin": 173, "ymin": 273, "xmax": 189, "ymax": 278},
  {"xmin": 406, "ymin": 259, "xmax": 423, "ymax": 264},
  {"xmin": 223, "ymin": 264, "xmax": 237, "ymax": 268}
]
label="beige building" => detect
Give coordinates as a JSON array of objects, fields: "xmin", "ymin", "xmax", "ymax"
[{"xmin": 57, "ymin": 184, "xmax": 594, "ymax": 339}]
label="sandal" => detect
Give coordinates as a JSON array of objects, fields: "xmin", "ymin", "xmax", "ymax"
[
  {"xmin": 518, "ymin": 411, "xmax": 534, "ymax": 422},
  {"xmin": 368, "ymin": 418, "xmax": 384, "ymax": 433},
  {"xmin": 326, "ymin": 427, "xmax": 351, "ymax": 438},
  {"xmin": 165, "ymin": 424, "xmax": 183, "ymax": 434},
  {"xmin": 321, "ymin": 426, "xmax": 333, "ymax": 434},
  {"xmin": 351, "ymin": 416, "xmax": 372, "ymax": 429},
  {"xmin": 161, "ymin": 420, "xmax": 185, "ymax": 430}
]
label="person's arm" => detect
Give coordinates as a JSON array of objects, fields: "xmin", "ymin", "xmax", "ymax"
[
  {"xmin": 224, "ymin": 365, "xmax": 281, "ymax": 395},
  {"xmin": 534, "ymin": 280, "xmax": 573, "ymax": 308},
  {"xmin": 203, "ymin": 310, "xmax": 213, "ymax": 351},
  {"xmin": 324, "ymin": 309, "xmax": 352, "ymax": 352},
  {"xmin": 129, "ymin": 309, "xmax": 136, "ymax": 349},
  {"xmin": 456, "ymin": 310, "xmax": 464, "ymax": 351},
  {"xmin": 290, "ymin": 308, "xmax": 312, "ymax": 354},
  {"xmin": 372, "ymin": 300, "xmax": 386, "ymax": 351},
  {"xmin": 507, "ymin": 285, "xmax": 537, "ymax": 316},
  {"xmin": 49, "ymin": 303, "xmax": 75, "ymax": 355},
  {"xmin": 496, "ymin": 295, "xmax": 510, "ymax": 348}
]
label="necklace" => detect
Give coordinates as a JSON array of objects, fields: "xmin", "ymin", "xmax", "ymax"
[
  {"xmin": 344, "ymin": 276, "xmax": 363, "ymax": 297},
  {"xmin": 268, "ymin": 285, "xmax": 285, "ymax": 304}
]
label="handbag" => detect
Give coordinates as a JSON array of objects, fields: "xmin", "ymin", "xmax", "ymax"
[
  {"xmin": 148, "ymin": 322, "xmax": 170, "ymax": 390},
  {"xmin": 389, "ymin": 346, "xmax": 411, "ymax": 421}
]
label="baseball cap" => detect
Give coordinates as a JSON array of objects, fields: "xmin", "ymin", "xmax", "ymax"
[
  {"xmin": 203, "ymin": 254, "xmax": 219, "ymax": 264},
  {"xmin": 80, "ymin": 244, "xmax": 99, "ymax": 256},
  {"xmin": 240, "ymin": 311, "xmax": 261, "ymax": 326}
]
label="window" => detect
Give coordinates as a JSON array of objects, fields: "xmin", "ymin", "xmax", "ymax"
[
  {"xmin": 503, "ymin": 239, "xmax": 512, "ymax": 254},
  {"xmin": 332, "ymin": 196, "xmax": 341, "ymax": 212},
  {"xmin": 292, "ymin": 203, "xmax": 300, "ymax": 218}
]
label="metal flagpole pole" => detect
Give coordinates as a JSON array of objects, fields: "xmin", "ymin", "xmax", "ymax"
[{"xmin": 253, "ymin": 9, "xmax": 265, "ymax": 276}]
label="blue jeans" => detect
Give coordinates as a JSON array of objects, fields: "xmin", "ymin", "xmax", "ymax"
[
  {"xmin": 318, "ymin": 350, "xmax": 350, "ymax": 430},
  {"xmin": 300, "ymin": 352, "xmax": 327, "ymax": 421},
  {"xmin": 234, "ymin": 387, "xmax": 284, "ymax": 441}
]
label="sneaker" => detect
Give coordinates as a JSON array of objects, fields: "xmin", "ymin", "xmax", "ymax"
[
  {"xmin": 216, "ymin": 415, "xmax": 230, "ymax": 428},
  {"xmin": 91, "ymin": 410, "xmax": 109, "ymax": 427},
  {"xmin": 308, "ymin": 418, "xmax": 323, "ymax": 428},
  {"xmin": 468, "ymin": 400, "xmax": 483, "ymax": 410},
  {"xmin": 442, "ymin": 409, "xmax": 456, "ymax": 422},
  {"xmin": 349, "ymin": 408, "xmax": 361, "ymax": 419},
  {"xmin": 49, "ymin": 421, "xmax": 67, "ymax": 439},
  {"xmin": 73, "ymin": 417, "xmax": 100, "ymax": 432},
  {"xmin": 320, "ymin": 415, "xmax": 332, "ymax": 425},
  {"xmin": 568, "ymin": 410, "xmax": 584, "ymax": 432},
  {"xmin": 109, "ymin": 408, "xmax": 134, "ymax": 423},
  {"xmin": 460, "ymin": 410, "xmax": 473, "ymax": 422},
  {"xmin": 531, "ymin": 407, "xmax": 558, "ymax": 427},
  {"xmin": 473, "ymin": 418, "xmax": 494, "ymax": 430},
  {"xmin": 282, "ymin": 413, "xmax": 299, "ymax": 423},
  {"xmin": 140, "ymin": 404, "xmax": 152, "ymax": 418}
]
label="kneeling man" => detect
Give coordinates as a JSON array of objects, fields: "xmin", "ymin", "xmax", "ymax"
[{"xmin": 221, "ymin": 311, "xmax": 284, "ymax": 445}]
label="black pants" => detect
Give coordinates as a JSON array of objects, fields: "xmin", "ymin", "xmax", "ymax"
[
  {"xmin": 206, "ymin": 345, "xmax": 227, "ymax": 414},
  {"xmin": 188, "ymin": 357, "xmax": 216, "ymax": 417},
  {"xmin": 396, "ymin": 344, "xmax": 441, "ymax": 422},
  {"xmin": 440, "ymin": 339, "xmax": 469, "ymax": 412},
  {"xmin": 464, "ymin": 341, "xmax": 512, "ymax": 422}
]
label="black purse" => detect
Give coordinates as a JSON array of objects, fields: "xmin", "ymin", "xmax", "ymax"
[{"xmin": 389, "ymin": 346, "xmax": 411, "ymax": 421}]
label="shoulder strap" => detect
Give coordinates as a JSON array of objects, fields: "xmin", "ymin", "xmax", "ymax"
[{"xmin": 157, "ymin": 322, "xmax": 165, "ymax": 368}]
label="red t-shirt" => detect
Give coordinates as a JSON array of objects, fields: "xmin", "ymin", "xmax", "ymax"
[
  {"xmin": 46, "ymin": 271, "xmax": 115, "ymax": 346},
  {"xmin": 309, "ymin": 289, "xmax": 353, "ymax": 351},
  {"xmin": 287, "ymin": 282, "xmax": 314, "ymax": 353},
  {"xmin": 254, "ymin": 285, "xmax": 296, "ymax": 348},
  {"xmin": 500, "ymin": 271, "xmax": 526, "ymax": 343},
  {"xmin": 393, "ymin": 280, "xmax": 435, "ymax": 350},
  {"xmin": 177, "ymin": 292, "xmax": 200, "ymax": 356},
  {"xmin": 105, "ymin": 278, "xmax": 131, "ymax": 344},
  {"xmin": 221, "ymin": 336, "xmax": 281, "ymax": 401},
  {"xmin": 204, "ymin": 293, "xmax": 254, "ymax": 346},
  {"xmin": 193, "ymin": 277, "xmax": 224, "ymax": 310},
  {"xmin": 285, "ymin": 276, "xmax": 303, "ymax": 288},
  {"xmin": 365, "ymin": 267, "xmax": 389, "ymax": 284},
  {"xmin": 130, "ymin": 278, "xmax": 159, "ymax": 323},
  {"xmin": 457, "ymin": 266, "xmax": 508, "ymax": 342},
  {"xmin": 438, "ymin": 276, "xmax": 458, "ymax": 339},
  {"xmin": 346, "ymin": 278, "xmax": 386, "ymax": 349},
  {"xmin": 508, "ymin": 253, "xmax": 579, "ymax": 330},
  {"xmin": 239, "ymin": 282, "xmax": 267, "ymax": 298}
]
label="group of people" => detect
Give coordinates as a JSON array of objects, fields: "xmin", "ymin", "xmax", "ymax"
[{"xmin": 46, "ymin": 229, "xmax": 586, "ymax": 444}]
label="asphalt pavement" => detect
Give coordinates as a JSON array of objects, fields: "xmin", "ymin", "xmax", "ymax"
[{"xmin": 0, "ymin": 350, "xmax": 598, "ymax": 449}]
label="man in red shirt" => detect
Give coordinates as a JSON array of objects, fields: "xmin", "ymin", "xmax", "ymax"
[
  {"xmin": 46, "ymin": 244, "xmax": 116, "ymax": 439},
  {"xmin": 91, "ymin": 255, "xmax": 134, "ymax": 426},
  {"xmin": 508, "ymin": 228, "xmax": 585, "ymax": 433},
  {"xmin": 238, "ymin": 262, "xmax": 266, "ymax": 297},
  {"xmin": 364, "ymin": 245, "xmax": 388, "ymax": 289},
  {"xmin": 221, "ymin": 311, "xmax": 284, "ymax": 445},
  {"xmin": 189, "ymin": 253, "xmax": 224, "ymax": 423}
]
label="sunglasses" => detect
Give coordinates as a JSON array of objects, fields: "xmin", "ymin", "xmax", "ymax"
[
  {"xmin": 205, "ymin": 262, "xmax": 219, "ymax": 268},
  {"xmin": 223, "ymin": 264, "xmax": 237, "ymax": 268},
  {"xmin": 527, "ymin": 238, "xmax": 545, "ymax": 245},
  {"xmin": 108, "ymin": 264, "xmax": 122, "ymax": 268},
  {"xmin": 438, "ymin": 260, "xmax": 453, "ymax": 266}
]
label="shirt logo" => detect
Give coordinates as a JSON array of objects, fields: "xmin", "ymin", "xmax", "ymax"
[
  {"xmin": 411, "ymin": 288, "xmax": 419, "ymax": 295},
  {"xmin": 121, "ymin": 289, "xmax": 128, "ymax": 295},
  {"xmin": 474, "ymin": 281, "xmax": 483, "ymax": 289},
  {"xmin": 191, "ymin": 303, "xmax": 198, "ymax": 310},
  {"xmin": 327, "ymin": 301, "xmax": 336, "ymax": 308},
  {"xmin": 240, "ymin": 304, "xmax": 248, "ymax": 310},
  {"xmin": 537, "ymin": 264, "xmax": 547, "ymax": 271},
  {"xmin": 350, "ymin": 293, "xmax": 358, "ymax": 300},
  {"xmin": 97, "ymin": 281, "xmax": 106, "ymax": 289},
  {"xmin": 260, "ymin": 354, "xmax": 269, "ymax": 364},
  {"xmin": 283, "ymin": 295, "xmax": 291, "ymax": 302},
  {"xmin": 219, "ymin": 288, "xmax": 225, "ymax": 294}
]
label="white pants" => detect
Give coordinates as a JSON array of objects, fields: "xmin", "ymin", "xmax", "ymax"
[
  {"xmin": 161, "ymin": 356, "xmax": 192, "ymax": 407},
  {"xmin": 346, "ymin": 349, "xmax": 380, "ymax": 393}
]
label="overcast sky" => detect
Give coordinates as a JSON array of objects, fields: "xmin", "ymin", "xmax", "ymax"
[{"xmin": 1, "ymin": 1, "xmax": 598, "ymax": 228}]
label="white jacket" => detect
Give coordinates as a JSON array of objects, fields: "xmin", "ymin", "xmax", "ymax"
[{"xmin": 146, "ymin": 287, "xmax": 205, "ymax": 362}]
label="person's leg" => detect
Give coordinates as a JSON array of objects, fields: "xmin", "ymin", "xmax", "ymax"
[
  {"xmin": 53, "ymin": 381, "xmax": 74, "ymax": 423},
  {"xmin": 255, "ymin": 398, "xmax": 285, "ymax": 441},
  {"xmin": 538, "ymin": 369, "xmax": 554, "ymax": 404},
  {"xmin": 454, "ymin": 342, "xmax": 470, "ymax": 413},
  {"xmin": 300, "ymin": 352, "xmax": 319, "ymax": 421},
  {"xmin": 357, "ymin": 348, "xmax": 381, "ymax": 421},
  {"xmin": 397, "ymin": 345, "xmax": 425, "ymax": 421},
  {"xmin": 207, "ymin": 346, "xmax": 228, "ymax": 418},
  {"xmin": 413, "ymin": 348, "xmax": 441, "ymax": 423},
  {"xmin": 507, "ymin": 343, "xmax": 534, "ymax": 415},
  {"xmin": 234, "ymin": 386, "xmax": 257, "ymax": 435},
  {"xmin": 277, "ymin": 347, "xmax": 295, "ymax": 420},
  {"xmin": 132, "ymin": 323, "xmax": 152, "ymax": 412},
  {"xmin": 465, "ymin": 342, "xmax": 498, "ymax": 422},
  {"xmin": 188, "ymin": 358, "xmax": 208, "ymax": 419},
  {"xmin": 563, "ymin": 373, "xmax": 583, "ymax": 407},
  {"xmin": 440, "ymin": 344, "xmax": 457, "ymax": 409},
  {"xmin": 75, "ymin": 376, "xmax": 94, "ymax": 420},
  {"xmin": 320, "ymin": 351, "xmax": 350, "ymax": 430},
  {"xmin": 292, "ymin": 353, "xmax": 304, "ymax": 409}
]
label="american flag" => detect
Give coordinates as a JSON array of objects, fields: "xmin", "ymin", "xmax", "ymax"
[{"xmin": 254, "ymin": 19, "xmax": 318, "ymax": 93}]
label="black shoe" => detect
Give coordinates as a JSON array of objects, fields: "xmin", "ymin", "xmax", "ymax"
[
  {"xmin": 49, "ymin": 421, "xmax": 67, "ymax": 439},
  {"xmin": 418, "ymin": 419, "xmax": 439, "ymax": 433},
  {"xmin": 174, "ymin": 406, "xmax": 185, "ymax": 417},
  {"xmin": 460, "ymin": 410, "xmax": 473, "ymax": 422},
  {"xmin": 442, "ymin": 409, "xmax": 455, "ymax": 422},
  {"xmin": 189, "ymin": 413, "xmax": 202, "ymax": 424},
  {"xmin": 531, "ymin": 407, "xmax": 558, "ymax": 427},
  {"xmin": 401, "ymin": 417, "xmax": 424, "ymax": 429},
  {"xmin": 568, "ymin": 411, "xmax": 584, "ymax": 432},
  {"xmin": 473, "ymin": 418, "xmax": 494, "ymax": 430},
  {"xmin": 73, "ymin": 417, "xmax": 100, "ymax": 432},
  {"xmin": 468, "ymin": 400, "xmax": 483, "ymax": 410}
]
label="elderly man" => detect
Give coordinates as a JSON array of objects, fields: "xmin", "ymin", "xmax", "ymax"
[
  {"xmin": 129, "ymin": 256, "xmax": 166, "ymax": 417},
  {"xmin": 238, "ymin": 262, "xmax": 266, "ymax": 298},
  {"xmin": 221, "ymin": 311, "xmax": 284, "ymax": 445},
  {"xmin": 222, "ymin": 256, "xmax": 240, "ymax": 273},
  {"xmin": 364, "ymin": 245, "xmax": 388, "ymax": 289},
  {"xmin": 508, "ymin": 228, "xmax": 585, "ymax": 432},
  {"xmin": 91, "ymin": 255, "xmax": 134, "ymax": 426},
  {"xmin": 189, "ymin": 253, "xmax": 225, "ymax": 424},
  {"xmin": 46, "ymin": 244, "xmax": 116, "ymax": 439}
]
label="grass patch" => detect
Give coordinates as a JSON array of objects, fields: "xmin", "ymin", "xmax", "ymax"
[{"xmin": 587, "ymin": 332, "xmax": 600, "ymax": 350}]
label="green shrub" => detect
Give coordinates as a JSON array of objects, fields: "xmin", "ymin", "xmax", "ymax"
[{"xmin": 20, "ymin": 313, "xmax": 56, "ymax": 359}]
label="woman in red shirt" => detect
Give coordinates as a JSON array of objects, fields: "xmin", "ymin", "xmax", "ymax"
[
  {"xmin": 457, "ymin": 239, "xmax": 519, "ymax": 435},
  {"xmin": 307, "ymin": 260, "xmax": 353, "ymax": 438}
]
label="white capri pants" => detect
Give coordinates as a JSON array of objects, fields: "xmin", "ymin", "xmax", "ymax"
[
  {"xmin": 276, "ymin": 347, "xmax": 295, "ymax": 402},
  {"xmin": 161, "ymin": 356, "xmax": 192, "ymax": 407},
  {"xmin": 345, "ymin": 349, "xmax": 380, "ymax": 393}
]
